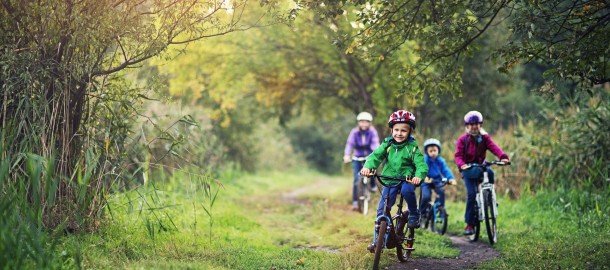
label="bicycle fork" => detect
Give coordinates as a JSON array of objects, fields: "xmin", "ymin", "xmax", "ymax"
[{"xmin": 476, "ymin": 172, "xmax": 498, "ymax": 221}]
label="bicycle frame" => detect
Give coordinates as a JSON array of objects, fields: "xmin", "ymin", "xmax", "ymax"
[{"xmin": 371, "ymin": 174, "xmax": 414, "ymax": 248}]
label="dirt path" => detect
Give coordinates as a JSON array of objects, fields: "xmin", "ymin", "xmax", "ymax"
[
  {"xmin": 281, "ymin": 179, "xmax": 501, "ymax": 270},
  {"xmin": 387, "ymin": 235, "xmax": 500, "ymax": 270}
]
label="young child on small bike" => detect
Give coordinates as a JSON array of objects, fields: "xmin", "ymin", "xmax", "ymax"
[
  {"xmin": 454, "ymin": 111, "xmax": 509, "ymax": 236},
  {"xmin": 360, "ymin": 110, "xmax": 428, "ymax": 251},
  {"xmin": 343, "ymin": 112, "xmax": 380, "ymax": 211},
  {"xmin": 420, "ymin": 138, "xmax": 456, "ymax": 220}
]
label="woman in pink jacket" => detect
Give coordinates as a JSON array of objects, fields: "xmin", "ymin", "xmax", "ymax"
[{"xmin": 454, "ymin": 111, "xmax": 510, "ymax": 236}]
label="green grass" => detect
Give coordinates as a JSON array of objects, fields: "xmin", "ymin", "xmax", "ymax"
[
  {"xmin": 444, "ymin": 187, "xmax": 610, "ymax": 270},
  {"xmin": 57, "ymin": 170, "xmax": 459, "ymax": 269},
  {"xmin": 14, "ymin": 170, "xmax": 608, "ymax": 269}
]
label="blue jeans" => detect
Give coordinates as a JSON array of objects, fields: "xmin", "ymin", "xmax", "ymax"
[
  {"xmin": 420, "ymin": 178, "xmax": 446, "ymax": 212},
  {"xmin": 376, "ymin": 182, "xmax": 418, "ymax": 218},
  {"xmin": 462, "ymin": 167, "xmax": 495, "ymax": 225},
  {"xmin": 352, "ymin": 160, "xmax": 376, "ymax": 203}
]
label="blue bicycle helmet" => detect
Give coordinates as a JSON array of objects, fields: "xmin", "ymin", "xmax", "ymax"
[{"xmin": 423, "ymin": 138, "xmax": 442, "ymax": 154}]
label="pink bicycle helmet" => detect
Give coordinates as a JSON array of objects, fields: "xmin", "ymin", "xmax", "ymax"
[{"xmin": 388, "ymin": 110, "xmax": 416, "ymax": 129}]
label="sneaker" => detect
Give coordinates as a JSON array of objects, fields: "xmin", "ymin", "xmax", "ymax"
[
  {"xmin": 464, "ymin": 224, "xmax": 474, "ymax": 235},
  {"xmin": 367, "ymin": 242, "xmax": 375, "ymax": 253},
  {"xmin": 407, "ymin": 213, "xmax": 420, "ymax": 228},
  {"xmin": 351, "ymin": 202, "xmax": 359, "ymax": 212},
  {"xmin": 370, "ymin": 186, "xmax": 378, "ymax": 193}
]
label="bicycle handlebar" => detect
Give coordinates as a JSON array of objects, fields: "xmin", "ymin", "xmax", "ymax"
[
  {"xmin": 424, "ymin": 177, "xmax": 456, "ymax": 186},
  {"xmin": 463, "ymin": 160, "xmax": 511, "ymax": 170},
  {"xmin": 360, "ymin": 171, "xmax": 416, "ymax": 187}
]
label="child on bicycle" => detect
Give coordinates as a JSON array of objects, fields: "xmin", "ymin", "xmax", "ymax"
[
  {"xmin": 420, "ymin": 138, "xmax": 456, "ymax": 221},
  {"xmin": 343, "ymin": 112, "xmax": 380, "ymax": 211},
  {"xmin": 360, "ymin": 110, "xmax": 428, "ymax": 251},
  {"xmin": 454, "ymin": 111, "xmax": 509, "ymax": 236}
]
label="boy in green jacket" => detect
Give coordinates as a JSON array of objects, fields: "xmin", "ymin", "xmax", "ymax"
[{"xmin": 360, "ymin": 110, "xmax": 428, "ymax": 231}]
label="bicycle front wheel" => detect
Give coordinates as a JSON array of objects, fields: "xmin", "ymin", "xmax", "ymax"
[
  {"xmin": 421, "ymin": 204, "xmax": 432, "ymax": 229},
  {"xmin": 484, "ymin": 190, "xmax": 498, "ymax": 245},
  {"xmin": 373, "ymin": 220, "xmax": 387, "ymax": 270},
  {"xmin": 431, "ymin": 206, "xmax": 448, "ymax": 235},
  {"xmin": 356, "ymin": 177, "xmax": 365, "ymax": 213}
]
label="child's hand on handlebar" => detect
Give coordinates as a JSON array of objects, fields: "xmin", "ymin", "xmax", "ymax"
[
  {"xmin": 448, "ymin": 179, "xmax": 457, "ymax": 185},
  {"xmin": 460, "ymin": 164, "xmax": 470, "ymax": 170},
  {"xmin": 411, "ymin": 177, "xmax": 422, "ymax": 185},
  {"xmin": 501, "ymin": 158, "xmax": 509, "ymax": 164},
  {"xmin": 360, "ymin": 168, "xmax": 373, "ymax": 176}
]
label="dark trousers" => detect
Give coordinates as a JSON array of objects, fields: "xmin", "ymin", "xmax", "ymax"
[
  {"xmin": 376, "ymin": 181, "xmax": 418, "ymax": 218},
  {"xmin": 420, "ymin": 178, "xmax": 446, "ymax": 212}
]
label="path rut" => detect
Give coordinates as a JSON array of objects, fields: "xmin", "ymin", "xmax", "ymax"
[
  {"xmin": 280, "ymin": 178, "xmax": 501, "ymax": 270},
  {"xmin": 387, "ymin": 235, "xmax": 500, "ymax": 270}
]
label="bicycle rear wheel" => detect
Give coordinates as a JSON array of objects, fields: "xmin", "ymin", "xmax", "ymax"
[
  {"xmin": 484, "ymin": 190, "xmax": 498, "ymax": 245},
  {"xmin": 373, "ymin": 220, "xmax": 387, "ymax": 270},
  {"xmin": 431, "ymin": 206, "xmax": 448, "ymax": 235}
]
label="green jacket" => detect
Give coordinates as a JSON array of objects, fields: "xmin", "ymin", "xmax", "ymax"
[{"xmin": 364, "ymin": 137, "xmax": 428, "ymax": 182}]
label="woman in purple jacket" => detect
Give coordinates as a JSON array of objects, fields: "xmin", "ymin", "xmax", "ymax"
[
  {"xmin": 343, "ymin": 112, "xmax": 380, "ymax": 211},
  {"xmin": 454, "ymin": 111, "xmax": 510, "ymax": 235}
]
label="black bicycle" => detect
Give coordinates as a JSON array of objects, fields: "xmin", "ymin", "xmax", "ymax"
[
  {"xmin": 463, "ymin": 160, "xmax": 510, "ymax": 245},
  {"xmin": 420, "ymin": 177, "xmax": 454, "ymax": 235},
  {"xmin": 367, "ymin": 174, "xmax": 417, "ymax": 270}
]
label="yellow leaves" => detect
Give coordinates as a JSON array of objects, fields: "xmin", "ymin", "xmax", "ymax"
[
  {"xmin": 378, "ymin": 54, "xmax": 385, "ymax": 61},
  {"xmin": 296, "ymin": 257, "xmax": 305, "ymax": 265},
  {"xmin": 363, "ymin": 28, "xmax": 371, "ymax": 37},
  {"xmin": 345, "ymin": 40, "xmax": 358, "ymax": 54}
]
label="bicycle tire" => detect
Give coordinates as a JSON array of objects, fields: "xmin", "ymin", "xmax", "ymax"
[
  {"xmin": 432, "ymin": 206, "xmax": 448, "ymax": 235},
  {"xmin": 373, "ymin": 220, "xmax": 387, "ymax": 270},
  {"xmin": 484, "ymin": 190, "xmax": 498, "ymax": 245},
  {"xmin": 362, "ymin": 178, "xmax": 370, "ymax": 215},
  {"xmin": 356, "ymin": 176, "xmax": 365, "ymax": 213}
]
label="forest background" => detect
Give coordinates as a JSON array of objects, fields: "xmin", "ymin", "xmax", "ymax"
[{"xmin": 1, "ymin": 0, "xmax": 608, "ymax": 269}]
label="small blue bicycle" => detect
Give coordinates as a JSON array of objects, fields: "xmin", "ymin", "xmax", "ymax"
[
  {"xmin": 369, "ymin": 174, "xmax": 417, "ymax": 270},
  {"xmin": 420, "ymin": 177, "xmax": 455, "ymax": 235}
]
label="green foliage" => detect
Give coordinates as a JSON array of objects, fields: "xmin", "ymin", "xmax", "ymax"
[
  {"xmin": 0, "ymin": 0, "xmax": 285, "ymax": 231},
  {"xmin": 512, "ymin": 91, "xmax": 610, "ymax": 189},
  {"xmin": 310, "ymin": 0, "xmax": 609, "ymax": 98},
  {"xmin": 478, "ymin": 188, "xmax": 610, "ymax": 269},
  {"xmin": 285, "ymin": 114, "xmax": 352, "ymax": 174},
  {"xmin": 498, "ymin": 0, "xmax": 610, "ymax": 86}
]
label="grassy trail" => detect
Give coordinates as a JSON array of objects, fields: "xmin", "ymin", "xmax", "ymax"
[
  {"xmin": 58, "ymin": 170, "xmax": 609, "ymax": 269},
  {"xmin": 64, "ymin": 171, "xmax": 460, "ymax": 269}
]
